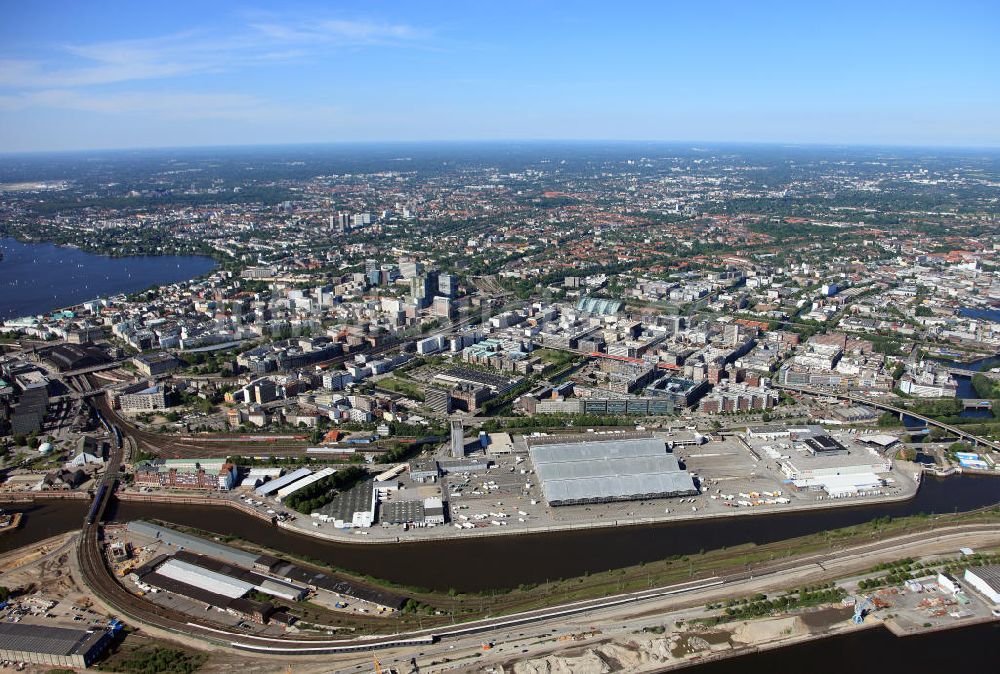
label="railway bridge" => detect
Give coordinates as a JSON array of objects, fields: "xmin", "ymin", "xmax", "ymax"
[{"xmin": 774, "ymin": 383, "xmax": 1000, "ymax": 452}]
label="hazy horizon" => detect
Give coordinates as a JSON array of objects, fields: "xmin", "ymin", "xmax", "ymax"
[{"xmin": 4, "ymin": 138, "xmax": 1000, "ymax": 159}]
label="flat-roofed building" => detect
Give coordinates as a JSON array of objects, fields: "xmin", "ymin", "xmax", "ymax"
[
  {"xmin": 276, "ymin": 467, "xmax": 334, "ymax": 501},
  {"xmin": 126, "ymin": 520, "xmax": 260, "ymax": 567},
  {"xmin": 964, "ymin": 565, "xmax": 1000, "ymax": 604},
  {"xmin": 133, "ymin": 352, "xmax": 180, "ymax": 377},
  {"xmin": 254, "ymin": 467, "xmax": 312, "ymax": 497},
  {"xmin": 112, "ymin": 380, "xmax": 169, "ymax": 412},
  {"xmin": 529, "ymin": 434, "xmax": 697, "ymax": 506},
  {"xmin": 0, "ymin": 623, "xmax": 112, "ymax": 669},
  {"xmin": 133, "ymin": 460, "xmax": 237, "ymax": 491}
]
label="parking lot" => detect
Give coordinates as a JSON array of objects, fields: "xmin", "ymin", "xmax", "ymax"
[{"xmin": 443, "ymin": 451, "xmax": 543, "ymax": 529}]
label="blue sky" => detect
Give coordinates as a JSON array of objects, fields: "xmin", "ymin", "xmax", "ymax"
[{"xmin": 1, "ymin": 1, "xmax": 998, "ymax": 152}]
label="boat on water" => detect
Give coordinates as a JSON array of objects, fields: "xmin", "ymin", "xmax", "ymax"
[{"xmin": 0, "ymin": 510, "xmax": 23, "ymax": 533}]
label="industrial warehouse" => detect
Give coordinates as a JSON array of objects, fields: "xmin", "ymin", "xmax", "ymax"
[
  {"xmin": 254, "ymin": 466, "xmax": 314, "ymax": 497},
  {"xmin": 529, "ymin": 433, "xmax": 698, "ymax": 506},
  {"xmin": 124, "ymin": 521, "xmax": 406, "ymax": 621},
  {"xmin": 129, "ymin": 548, "xmax": 309, "ymax": 625},
  {"xmin": 0, "ymin": 623, "xmax": 112, "ymax": 669},
  {"xmin": 741, "ymin": 425, "xmax": 895, "ymax": 497},
  {"xmin": 964, "ymin": 565, "xmax": 1000, "ymax": 604}
]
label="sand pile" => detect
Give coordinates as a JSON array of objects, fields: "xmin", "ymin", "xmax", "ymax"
[
  {"xmin": 509, "ymin": 636, "xmax": 676, "ymax": 674},
  {"xmin": 731, "ymin": 616, "xmax": 806, "ymax": 644},
  {"xmin": 511, "ymin": 649, "xmax": 614, "ymax": 674}
]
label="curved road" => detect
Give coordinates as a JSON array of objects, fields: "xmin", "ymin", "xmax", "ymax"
[
  {"xmin": 72, "ymin": 376, "xmax": 1000, "ymax": 661},
  {"xmin": 76, "ymin": 430, "xmax": 1000, "ymax": 658}
]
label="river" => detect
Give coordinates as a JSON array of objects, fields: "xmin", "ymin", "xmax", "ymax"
[
  {"xmin": 3, "ymin": 474, "xmax": 998, "ymax": 592},
  {"xmin": 959, "ymin": 306, "xmax": 1000, "ymax": 324},
  {"xmin": 685, "ymin": 620, "xmax": 997, "ymax": 673},
  {"xmin": 0, "ymin": 237, "xmax": 216, "ymax": 320},
  {"xmin": 2, "ymin": 479, "xmax": 997, "ymax": 672},
  {"xmin": 925, "ymin": 347, "xmax": 1000, "ymax": 418}
]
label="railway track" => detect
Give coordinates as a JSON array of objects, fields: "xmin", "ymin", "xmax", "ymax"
[
  {"xmin": 75, "ymin": 409, "xmax": 1000, "ymax": 657},
  {"xmin": 68, "ymin": 359, "xmax": 1000, "ymax": 656}
]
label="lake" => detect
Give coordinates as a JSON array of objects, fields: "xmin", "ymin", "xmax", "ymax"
[{"xmin": 0, "ymin": 237, "xmax": 216, "ymax": 320}]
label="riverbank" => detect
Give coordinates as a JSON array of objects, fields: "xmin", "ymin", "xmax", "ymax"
[
  {"xmin": 667, "ymin": 622, "xmax": 876, "ymax": 673},
  {"xmin": 679, "ymin": 619, "xmax": 999, "ymax": 674},
  {"xmin": 555, "ymin": 613, "xmax": 999, "ymax": 674},
  {"xmin": 121, "ymin": 480, "xmax": 916, "ymax": 546},
  {"xmin": 115, "ymin": 491, "xmax": 274, "ymax": 523},
  {"xmin": 0, "ymin": 531, "xmax": 75, "ymax": 573},
  {"xmin": 98, "ymin": 516, "xmax": 1000, "ymax": 671},
  {"xmin": 0, "ymin": 491, "xmax": 90, "ymax": 503},
  {"xmin": 522, "ymin": 616, "xmax": 881, "ymax": 674},
  {"xmin": 279, "ymin": 480, "xmax": 923, "ymax": 545},
  {"xmin": 110, "ymin": 465, "xmax": 932, "ymax": 546},
  {"xmin": 9, "ymin": 474, "xmax": 999, "ymax": 592}
]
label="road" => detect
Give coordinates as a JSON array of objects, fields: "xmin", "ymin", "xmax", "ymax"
[
  {"xmin": 775, "ymin": 382, "xmax": 1000, "ymax": 451},
  {"xmin": 61, "ymin": 312, "xmax": 1000, "ymax": 667},
  {"xmin": 73, "ymin": 410, "xmax": 1000, "ymax": 663}
]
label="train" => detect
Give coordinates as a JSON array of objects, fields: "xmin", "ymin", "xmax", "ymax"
[
  {"xmin": 95, "ymin": 408, "xmax": 110, "ymax": 433},
  {"xmin": 87, "ymin": 484, "xmax": 107, "ymax": 525}
]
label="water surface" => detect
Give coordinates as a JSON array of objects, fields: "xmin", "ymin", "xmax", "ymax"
[{"xmin": 0, "ymin": 237, "xmax": 216, "ymax": 320}]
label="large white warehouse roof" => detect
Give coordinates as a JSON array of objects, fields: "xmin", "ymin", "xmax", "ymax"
[
  {"xmin": 156, "ymin": 558, "xmax": 252, "ymax": 599},
  {"xmin": 254, "ymin": 467, "xmax": 313, "ymax": 497},
  {"xmin": 276, "ymin": 467, "xmax": 335, "ymax": 500},
  {"xmin": 530, "ymin": 435, "xmax": 697, "ymax": 506}
]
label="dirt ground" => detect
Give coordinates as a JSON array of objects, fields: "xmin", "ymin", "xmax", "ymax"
[
  {"xmin": 498, "ymin": 604, "xmax": 864, "ymax": 674},
  {"xmin": 0, "ymin": 533, "xmax": 97, "ymax": 610}
]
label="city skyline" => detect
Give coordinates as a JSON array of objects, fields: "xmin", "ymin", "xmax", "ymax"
[{"xmin": 1, "ymin": 0, "xmax": 998, "ymax": 152}]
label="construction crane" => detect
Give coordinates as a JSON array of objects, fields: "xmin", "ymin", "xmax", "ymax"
[
  {"xmin": 853, "ymin": 595, "xmax": 875, "ymax": 624},
  {"xmin": 372, "ymin": 655, "xmax": 383, "ymax": 674}
]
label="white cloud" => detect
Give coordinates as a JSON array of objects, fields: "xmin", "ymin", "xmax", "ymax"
[
  {"xmin": 0, "ymin": 15, "xmax": 426, "ymax": 89},
  {"xmin": 250, "ymin": 18, "xmax": 423, "ymax": 44},
  {"xmin": 0, "ymin": 88, "xmax": 341, "ymax": 126}
]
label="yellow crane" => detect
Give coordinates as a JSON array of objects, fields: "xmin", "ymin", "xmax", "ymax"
[{"xmin": 372, "ymin": 655, "xmax": 383, "ymax": 674}]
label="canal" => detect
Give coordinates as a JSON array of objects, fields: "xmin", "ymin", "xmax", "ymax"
[{"xmin": 3, "ymin": 475, "xmax": 998, "ymax": 592}]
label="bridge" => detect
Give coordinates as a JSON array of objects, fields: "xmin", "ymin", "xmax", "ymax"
[
  {"xmin": 774, "ymin": 383, "xmax": 1000, "ymax": 452},
  {"xmin": 60, "ymin": 360, "xmax": 129, "ymax": 378},
  {"xmin": 939, "ymin": 366, "xmax": 1000, "ymax": 381},
  {"xmin": 69, "ymin": 389, "xmax": 1000, "ymax": 659}
]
